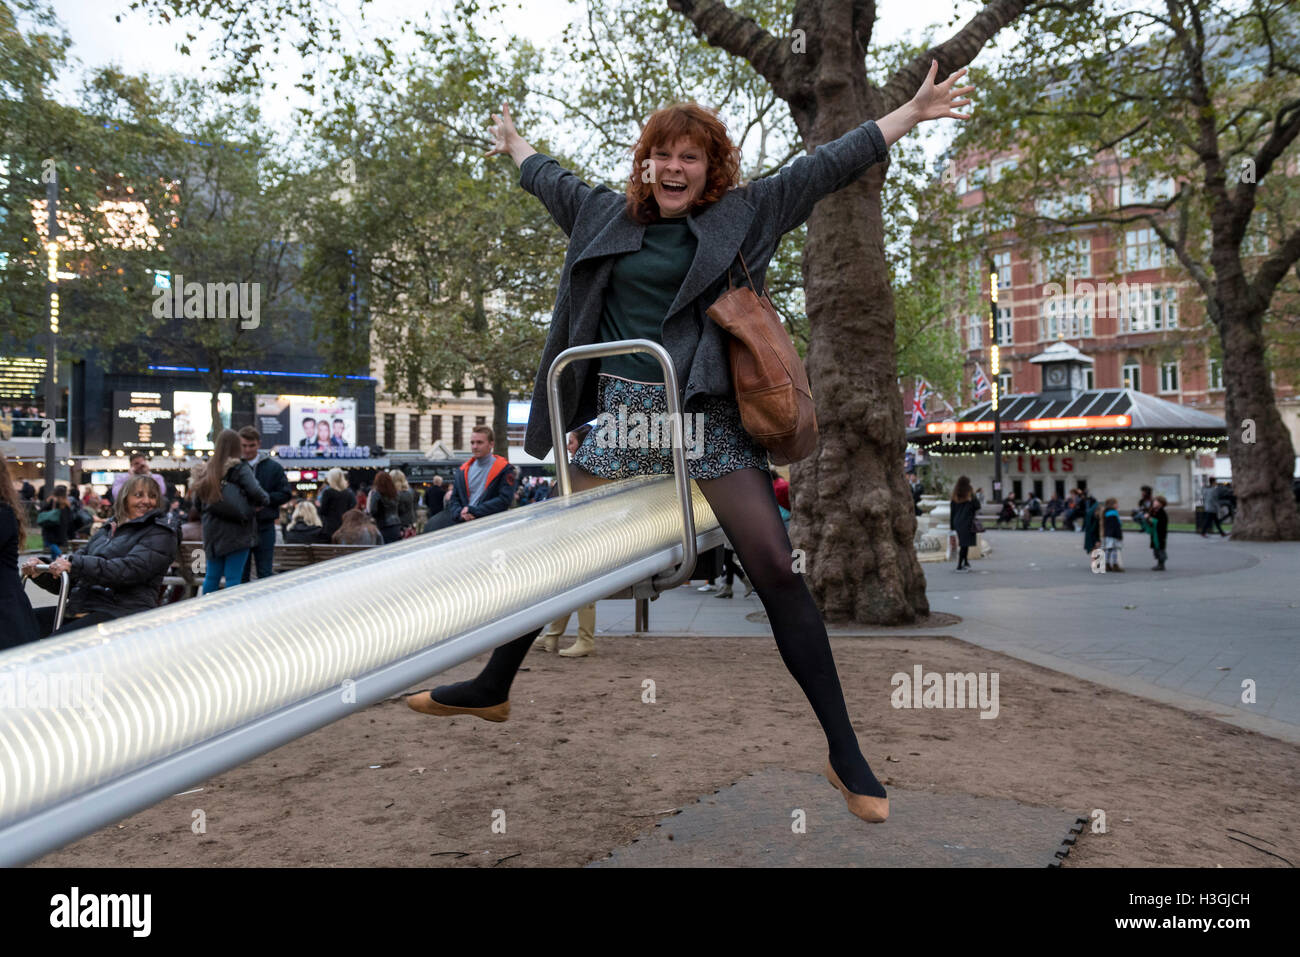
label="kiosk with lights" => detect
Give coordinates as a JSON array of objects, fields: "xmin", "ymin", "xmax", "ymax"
[{"xmin": 910, "ymin": 342, "xmax": 1227, "ymax": 515}]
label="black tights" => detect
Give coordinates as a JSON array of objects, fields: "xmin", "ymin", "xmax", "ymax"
[
  {"xmin": 957, "ymin": 545, "xmax": 969, "ymax": 567},
  {"xmin": 430, "ymin": 466, "xmax": 886, "ymax": 798}
]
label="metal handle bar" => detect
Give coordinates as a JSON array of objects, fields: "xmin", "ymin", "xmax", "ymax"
[
  {"xmin": 28, "ymin": 563, "xmax": 71, "ymax": 632},
  {"xmin": 546, "ymin": 338, "xmax": 697, "ymax": 592}
]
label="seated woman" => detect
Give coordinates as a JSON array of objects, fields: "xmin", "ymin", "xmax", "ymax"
[
  {"xmin": 283, "ymin": 501, "xmax": 330, "ymax": 545},
  {"xmin": 22, "ymin": 473, "xmax": 180, "ymax": 637},
  {"xmin": 332, "ymin": 508, "xmax": 382, "ymax": 546}
]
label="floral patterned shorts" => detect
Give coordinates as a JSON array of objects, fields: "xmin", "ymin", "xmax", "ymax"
[{"xmin": 570, "ymin": 374, "xmax": 770, "ymax": 481}]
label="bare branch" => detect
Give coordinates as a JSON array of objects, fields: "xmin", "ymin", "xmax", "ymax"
[
  {"xmin": 665, "ymin": 0, "xmax": 794, "ymax": 98},
  {"xmin": 1251, "ymin": 223, "xmax": 1300, "ymax": 312}
]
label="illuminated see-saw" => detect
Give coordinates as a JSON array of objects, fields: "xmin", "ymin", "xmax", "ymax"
[{"xmin": 0, "ymin": 341, "xmax": 725, "ymax": 865}]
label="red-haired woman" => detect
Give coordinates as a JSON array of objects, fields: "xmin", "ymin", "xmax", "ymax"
[{"xmin": 407, "ymin": 64, "xmax": 974, "ymax": 824}]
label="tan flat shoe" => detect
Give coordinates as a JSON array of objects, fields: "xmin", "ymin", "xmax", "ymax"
[
  {"xmin": 405, "ymin": 691, "xmax": 510, "ymax": 723},
  {"xmin": 825, "ymin": 759, "xmax": 889, "ymax": 823},
  {"xmin": 534, "ymin": 633, "xmax": 559, "ymax": 653}
]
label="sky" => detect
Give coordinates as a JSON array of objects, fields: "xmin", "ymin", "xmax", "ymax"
[{"xmin": 46, "ymin": 0, "xmax": 996, "ymax": 165}]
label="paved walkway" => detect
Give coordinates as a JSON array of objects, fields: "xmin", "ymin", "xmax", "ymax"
[{"xmin": 579, "ymin": 528, "xmax": 1300, "ymax": 743}]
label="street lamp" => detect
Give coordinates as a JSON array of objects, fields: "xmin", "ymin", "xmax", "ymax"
[{"xmin": 988, "ymin": 263, "xmax": 1003, "ymax": 503}]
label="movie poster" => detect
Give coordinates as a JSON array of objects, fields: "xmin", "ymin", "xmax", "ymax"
[
  {"xmin": 172, "ymin": 391, "xmax": 231, "ymax": 450},
  {"xmin": 111, "ymin": 391, "xmax": 173, "ymax": 450},
  {"xmin": 257, "ymin": 394, "xmax": 361, "ymax": 458}
]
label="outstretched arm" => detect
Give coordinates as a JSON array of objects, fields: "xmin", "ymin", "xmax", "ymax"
[
  {"xmin": 751, "ymin": 61, "xmax": 974, "ymax": 236},
  {"xmin": 488, "ymin": 102, "xmax": 596, "ymax": 237}
]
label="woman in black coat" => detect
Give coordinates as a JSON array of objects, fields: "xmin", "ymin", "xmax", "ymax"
[
  {"xmin": 367, "ymin": 470, "xmax": 404, "ymax": 545},
  {"xmin": 949, "ymin": 475, "xmax": 980, "ymax": 572},
  {"xmin": 1, "ymin": 452, "xmax": 41, "ymax": 647},
  {"xmin": 283, "ymin": 501, "xmax": 330, "ymax": 545},
  {"xmin": 37, "ymin": 490, "xmax": 73, "ymax": 558},
  {"xmin": 317, "ymin": 467, "xmax": 356, "ymax": 540},
  {"xmin": 191, "ymin": 429, "xmax": 269, "ymax": 593},
  {"xmin": 21, "ymin": 473, "xmax": 179, "ymax": 637}
]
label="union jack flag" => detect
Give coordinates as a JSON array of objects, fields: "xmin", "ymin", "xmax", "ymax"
[
  {"xmin": 908, "ymin": 379, "xmax": 932, "ymax": 429},
  {"xmin": 972, "ymin": 363, "xmax": 992, "ymax": 401}
]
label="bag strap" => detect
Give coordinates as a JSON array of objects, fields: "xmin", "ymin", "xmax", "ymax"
[{"xmin": 728, "ymin": 251, "xmax": 764, "ymax": 296}]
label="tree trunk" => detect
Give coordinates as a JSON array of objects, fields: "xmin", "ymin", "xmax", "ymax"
[
  {"xmin": 490, "ymin": 382, "xmax": 512, "ymax": 461},
  {"xmin": 786, "ymin": 74, "xmax": 929, "ymax": 624},
  {"xmin": 1219, "ymin": 305, "xmax": 1300, "ymax": 540}
]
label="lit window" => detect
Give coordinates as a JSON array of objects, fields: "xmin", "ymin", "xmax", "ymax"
[
  {"xmin": 1122, "ymin": 361, "xmax": 1141, "ymax": 391},
  {"xmin": 998, "ymin": 371, "xmax": 1013, "ymax": 396}
]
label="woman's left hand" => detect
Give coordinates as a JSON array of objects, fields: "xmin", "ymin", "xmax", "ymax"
[{"xmin": 911, "ymin": 60, "xmax": 975, "ymax": 122}]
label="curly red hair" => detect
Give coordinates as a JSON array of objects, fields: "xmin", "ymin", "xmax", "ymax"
[{"xmin": 626, "ymin": 103, "xmax": 741, "ymax": 224}]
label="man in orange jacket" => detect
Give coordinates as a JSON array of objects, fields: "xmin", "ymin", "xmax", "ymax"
[{"xmin": 422, "ymin": 425, "xmax": 517, "ymax": 534}]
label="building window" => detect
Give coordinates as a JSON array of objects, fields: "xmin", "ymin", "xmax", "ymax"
[
  {"xmin": 990, "ymin": 158, "xmax": 1018, "ymax": 183},
  {"xmin": 1083, "ymin": 368, "xmax": 1095, "ymax": 389},
  {"xmin": 474, "ymin": 379, "xmax": 486, "ymax": 397},
  {"xmin": 998, "ymin": 371, "xmax": 1013, "ymax": 396},
  {"xmin": 967, "ymin": 314, "xmax": 982, "ymax": 350},
  {"xmin": 1121, "ymin": 361, "xmax": 1141, "ymax": 391},
  {"xmin": 1036, "ymin": 192, "xmax": 1093, "ymax": 221},
  {"xmin": 1160, "ymin": 362, "xmax": 1179, "ymax": 393},
  {"xmin": 452, "ymin": 415, "xmax": 463, "ymax": 449},
  {"xmin": 1118, "ymin": 177, "xmax": 1174, "ymax": 208},
  {"xmin": 409, "ymin": 414, "xmax": 421, "ymax": 450},
  {"xmin": 1123, "ymin": 227, "xmax": 1166, "ymax": 271},
  {"xmin": 431, "ymin": 414, "xmax": 443, "ymax": 444},
  {"xmin": 1037, "ymin": 237, "xmax": 1092, "ymax": 283},
  {"xmin": 475, "ymin": 416, "xmax": 486, "ymax": 427},
  {"xmin": 1208, "ymin": 358, "xmax": 1223, "ymax": 391},
  {"xmin": 993, "ymin": 250, "xmax": 1012, "ymax": 289},
  {"xmin": 383, "ymin": 413, "xmax": 396, "ymax": 450},
  {"xmin": 996, "ymin": 306, "xmax": 1014, "ymax": 345},
  {"xmin": 1123, "ymin": 286, "xmax": 1178, "ymax": 332},
  {"xmin": 1040, "ymin": 290, "xmax": 1093, "ymax": 340}
]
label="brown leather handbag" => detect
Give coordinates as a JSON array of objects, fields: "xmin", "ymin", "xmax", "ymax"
[{"xmin": 706, "ymin": 252, "xmax": 818, "ymax": 465}]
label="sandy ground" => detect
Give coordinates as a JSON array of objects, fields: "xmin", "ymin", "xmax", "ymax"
[{"xmin": 33, "ymin": 634, "xmax": 1299, "ymax": 867}]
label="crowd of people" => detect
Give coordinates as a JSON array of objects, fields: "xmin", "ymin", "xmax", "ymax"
[
  {"xmin": 945, "ymin": 477, "xmax": 1174, "ymax": 572},
  {"xmin": 3, "ymin": 419, "xmax": 796, "ymax": 659},
  {"xmin": 5, "ymin": 421, "xmax": 769, "ymax": 645}
]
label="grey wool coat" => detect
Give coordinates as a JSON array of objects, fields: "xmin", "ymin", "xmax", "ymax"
[{"xmin": 519, "ymin": 119, "xmax": 890, "ymax": 459}]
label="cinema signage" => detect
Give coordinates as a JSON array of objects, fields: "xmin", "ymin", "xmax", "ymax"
[{"xmin": 924, "ymin": 414, "xmax": 1132, "ymax": 435}]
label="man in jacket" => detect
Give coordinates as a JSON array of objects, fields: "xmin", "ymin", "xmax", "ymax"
[
  {"xmin": 238, "ymin": 426, "xmax": 292, "ymax": 580},
  {"xmin": 422, "ymin": 426, "xmax": 517, "ymax": 534},
  {"xmin": 1200, "ymin": 480, "xmax": 1226, "ymax": 537},
  {"xmin": 109, "ymin": 452, "xmax": 168, "ymax": 503}
]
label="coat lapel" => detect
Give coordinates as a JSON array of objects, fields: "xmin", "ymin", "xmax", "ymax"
[{"xmin": 667, "ymin": 189, "xmax": 757, "ymax": 318}]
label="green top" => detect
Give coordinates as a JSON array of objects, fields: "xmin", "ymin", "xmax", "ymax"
[{"xmin": 597, "ymin": 218, "xmax": 697, "ymax": 383}]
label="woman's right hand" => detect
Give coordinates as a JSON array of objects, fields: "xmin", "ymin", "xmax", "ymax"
[
  {"xmin": 486, "ymin": 103, "xmax": 536, "ymax": 166},
  {"xmin": 486, "ymin": 102, "xmax": 519, "ymax": 157},
  {"xmin": 21, "ymin": 557, "xmax": 40, "ymax": 578}
]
